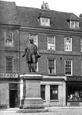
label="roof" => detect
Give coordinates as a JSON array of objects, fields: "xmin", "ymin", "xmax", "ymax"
[
  {"xmin": 0, "ymin": 1, "xmax": 82, "ymax": 31},
  {"xmin": 0, "ymin": 1, "xmax": 19, "ymax": 25},
  {"xmin": 17, "ymin": 6, "xmax": 82, "ymax": 31}
]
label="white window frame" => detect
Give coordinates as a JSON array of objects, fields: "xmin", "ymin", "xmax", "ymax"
[
  {"xmin": 29, "ymin": 34, "xmax": 38, "ymax": 47},
  {"xmin": 36, "ymin": 62, "xmax": 38, "ymax": 72},
  {"xmin": 81, "ymin": 61, "xmax": 82, "ymax": 76},
  {"xmin": 4, "ymin": 32, "xmax": 13, "ymax": 47},
  {"xmin": 64, "ymin": 60, "xmax": 73, "ymax": 76},
  {"xmin": 64, "ymin": 37, "xmax": 72, "ymax": 51},
  {"xmin": 70, "ymin": 21, "xmax": 79, "ymax": 29},
  {"xmin": 47, "ymin": 59, "xmax": 56, "ymax": 74},
  {"xmin": 6, "ymin": 57, "xmax": 14, "ymax": 73},
  {"xmin": 80, "ymin": 39, "xmax": 82, "ymax": 52},
  {"xmin": 47, "ymin": 37, "xmax": 55, "ymax": 50},
  {"xmin": 40, "ymin": 17, "xmax": 50, "ymax": 26}
]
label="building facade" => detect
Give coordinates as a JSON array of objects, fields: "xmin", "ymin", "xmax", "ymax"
[{"xmin": 0, "ymin": 1, "xmax": 82, "ymax": 108}]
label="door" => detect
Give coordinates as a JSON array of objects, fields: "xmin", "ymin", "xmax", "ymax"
[
  {"xmin": 9, "ymin": 83, "xmax": 18, "ymax": 108},
  {"xmin": 9, "ymin": 90, "xmax": 18, "ymax": 108}
]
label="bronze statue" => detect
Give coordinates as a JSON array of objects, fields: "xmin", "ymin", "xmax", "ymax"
[{"xmin": 22, "ymin": 37, "xmax": 41, "ymax": 72}]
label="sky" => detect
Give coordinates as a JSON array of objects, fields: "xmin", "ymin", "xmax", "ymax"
[{"xmin": 1, "ymin": 0, "xmax": 82, "ymax": 17}]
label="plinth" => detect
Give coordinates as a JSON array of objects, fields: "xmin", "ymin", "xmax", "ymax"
[{"xmin": 18, "ymin": 73, "xmax": 47, "ymax": 112}]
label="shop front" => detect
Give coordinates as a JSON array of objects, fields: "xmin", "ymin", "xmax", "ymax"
[
  {"xmin": 0, "ymin": 73, "xmax": 20, "ymax": 108},
  {"xmin": 66, "ymin": 76, "xmax": 82, "ymax": 106}
]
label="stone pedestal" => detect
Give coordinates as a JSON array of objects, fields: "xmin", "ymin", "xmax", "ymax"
[{"xmin": 20, "ymin": 73, "xmax": 44, "ymax": 110}]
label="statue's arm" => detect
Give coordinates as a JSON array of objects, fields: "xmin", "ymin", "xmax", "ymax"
[{"xmin": 22, "ymin": 47, "xmax": 27, "ymax": 57}]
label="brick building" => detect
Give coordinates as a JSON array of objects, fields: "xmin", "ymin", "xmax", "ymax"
[{"xmin": 0, "ymin": 1, "xmax": 82, "ymax": 108}]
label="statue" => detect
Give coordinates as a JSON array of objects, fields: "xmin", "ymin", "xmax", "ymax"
[{"xmin": 22, "ymin": 37, "xmax": 41, "ymax": 72}]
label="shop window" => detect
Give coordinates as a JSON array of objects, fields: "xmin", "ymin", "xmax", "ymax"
[
  {"xmin": 64, "ymin": 37, "xmax": 72, "ymax": 51},
  {"xmin": 48, "ymin": 59, "xmax": 56, "ymax": 74},
  {"xmin": 67, "ymin": 83, "xmax": 82, "ymax": 102},
  {"xmin": 41, "ymin": 85, "xmax": 45, "ymax": 100},
  {"xmin": 47, "ymin": 37, "xmax": 55, "ymax": 50},
  {"xmin": 40, "ymin": 17, "xmax": 50, "ymax": 26},
  {"xmin": 29, "ymin": 34, "xmax": 38, "ymax": 47},
  {"xmin": 6, "ymin": 57, "xmax": 14, "ymax": 73},
  {"xmin": 65, "ymin": 60, "xmax": 72, "ymax": 76},
  {"xmin": 50, "ymin": 85, "xmax": 58, "ymax": 100},
  {"xmin": 4, "ymin": 32, "xmax": 13, "ymax": 47}
]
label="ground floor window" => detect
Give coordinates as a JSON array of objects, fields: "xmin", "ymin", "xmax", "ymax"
[
  {"xmin": 41, "ymin": 85, "xmax": 45, "ymax": 100},
  {"xmin": 67, "ymin": 82, "xmax": 82, "ymax": 102},
  {"xmin": 50, "ymin": 85, "xmax": 58, "ymax": 100}
]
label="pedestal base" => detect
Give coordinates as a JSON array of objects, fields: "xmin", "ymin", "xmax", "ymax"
[
  {"xmin": 19, "ymin": 73, "xmax": 45, "ymax": 112},
  {"xmin": 23, "ymin": 98, "xmax": 43, "ymax": 109}
]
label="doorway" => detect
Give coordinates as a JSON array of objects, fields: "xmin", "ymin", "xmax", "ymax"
[{"xmin": 9, "ymin": 83, "xmax": 18, "ymax": 108}]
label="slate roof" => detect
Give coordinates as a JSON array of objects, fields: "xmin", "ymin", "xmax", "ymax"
[
  {"xmin": 0, "ymin": 1, "xmax": 82, "ymax": 31},
  {"xmin": 17, "ymin": 6, "xmax": 82, "ymax": 31},
  {"xmin": 0, "ymin": 1, "xmax": 19, "ymax": 25}
]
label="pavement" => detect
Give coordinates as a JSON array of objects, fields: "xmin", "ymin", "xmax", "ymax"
[{"xmin": 0, "ymin": 107, "xmax": 82, "ymax": 115}]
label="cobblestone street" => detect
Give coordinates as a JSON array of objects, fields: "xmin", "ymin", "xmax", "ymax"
[{"xmin": 0, "ymin": 107, "xmax": 82, "ymax": 115}]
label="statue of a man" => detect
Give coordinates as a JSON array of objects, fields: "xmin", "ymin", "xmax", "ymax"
[{"xmin": 22, "ymin": 38, "xmax": 41, "ymax": 72}]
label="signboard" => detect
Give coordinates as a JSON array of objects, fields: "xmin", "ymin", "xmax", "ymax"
[
  {"xmin": 67, "ymin": 76, "xmax": 82, "ymax": 81},
  {"xmin": 0, "ymin": 73, "xmax": 18, "ymax": 78}
]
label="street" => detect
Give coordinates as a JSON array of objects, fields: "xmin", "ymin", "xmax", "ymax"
[{"xmin": 0, "ymin": 107, "xmax": 82, "ymax": 115}]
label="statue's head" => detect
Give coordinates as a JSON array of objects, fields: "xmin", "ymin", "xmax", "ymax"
[{"xmin": 29, "ymin": 37, "xmax": 34, "ymax": 43}]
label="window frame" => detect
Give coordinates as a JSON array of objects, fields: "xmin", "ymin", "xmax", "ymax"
[
  {"xmin": 41, "ymin": 85, "xmax": 45, "ymax": 100},
  {"xmin": 64, "ymin": 37, "xmax": 72, "ymax": 51},
  {"xmin": 6, "ymin": 57, "xmax": 14, "ymax": 73},
  {"xmin": 47, "ymin": 36, "xmax": 55, "ymax": 50},
  {"xmin": 29, "ymin": 34, "xmax": 38, "ymax": 47},
  {"xmin": 4, "ymin": 32, "xmax": 13, "ymax": 47},
  {"xmin": 40, "ymin": 17, "xmax": 50, "ymax": 26},
  {"xmin": 80, "ymin": 39, "xmax": 82, "ymax": 52},
  {"xmin": 70, "ymin": 21, "xmax": 79, "ymax": 29},
  {"xmin": 64, "ymin": 60, "xmax": 73, "ymax": 76},
  {"xmin": 50, "ymin": 85, "xmax": 58, "ymax": 101},
  {"xmin": 47, "ymin": 59, "xmax": 56, "ymax": 75},
  {"xmin": 81, "ymin": 61, "xmax": 82, "ymax": 76}
]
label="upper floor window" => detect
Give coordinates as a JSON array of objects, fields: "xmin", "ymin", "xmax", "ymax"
[
  {"xmin": 65, "ymin": 60, "xmax": 72, "ymax": 76},
  {"xmin": 40, "ymin": 17, "xmax": 50, "ymax": 26},
  {"xmin": 6, "ymin": 57, "xmax": 14, "ymax": 73},
  {"xmin": 80, "ymin": 39, "xmax": 82, "ymax": 52},
  {"xmin": 70, "ymin": 21, "xmax": 79, "ymax": 29},
  {"xmin": 47, "ymin": 59, "xmax": 56, "ymax": 74},
  {"xmin": 4, "ymin": 32, "xmax": 13, "ymax": 47},
  {"xmin": 81, "ymin": 61, "xmax": 82, "ymax": 76},
  {"xmin": 47, "ymin": 37, "xmax": 55, "ymax": 50},
  {"xmin": 29, "ymin": 34, "xmax": 38, "ymax": 46},
  {"xmin": 64, "ymin": 37, "xmax": 72, "ymax": 51}
]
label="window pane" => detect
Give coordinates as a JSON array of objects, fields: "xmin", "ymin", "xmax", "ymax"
[
  {"xmin": 65, "ymin": 60, "xmax": 72, "ymax": 75},
  {"xmin": 67, "ymin": 84, "xmax": 82, "ymax": 101},
  {"xmin": 50, "ymin": 85, "xmax": 58, "ymax": 100},
  {"xmin": 64, "ymin": 38, "xmax": 72, "ymax": 51},
  {"xmin": 41, "ymin": 85, "xmax": 45, "ymax": 100},
  {"xmin": 6, "ymin": 57, "xmax": 13, "ymax": 73},
  {"xmin": 40, "ymin": 17, "xmax": 50, "ymax": 26},
  {"xmin": 47, "ymin": 37, "xmax": 55, "ymax": 50},
  {"xmin": 29, "ymin": 35, "xmax": 38, "ymax": 46},
  {"xmin": 4, "ymin": 32, "xmax": 13, "ymax": 47},
  {"xmin": 81, "ymin": 40, "xmax": 82, "ymax": 52},
  {"xmin": 48, "ymin": 59, "xmax": 56, "ymax": 74}
]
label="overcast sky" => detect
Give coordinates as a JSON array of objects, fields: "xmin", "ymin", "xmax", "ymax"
[{"xmin": 1, "ymin": 0, "xmax": 82, "ymax": 17}]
